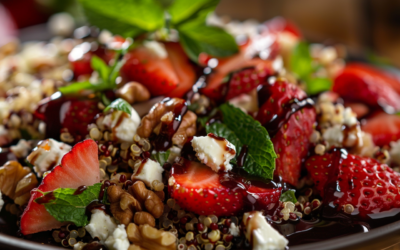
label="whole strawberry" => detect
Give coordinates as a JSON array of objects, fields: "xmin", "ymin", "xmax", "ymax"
[
  {"xmin": 256, "ymin": 79, "xmax": 316, "ymax": 186},
  {"xmin": 306, "ymin": 151, "xmax": 400, "ymax": 218}
]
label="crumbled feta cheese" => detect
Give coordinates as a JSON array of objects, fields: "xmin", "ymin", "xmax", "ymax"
[
  {"xmin": 342, "ymin": 107, "xmax": 357, "ymax": 126},
  {"xmin": 322, "ymin": 125, "xmax": 343, "ymax": 148},
  {"xmin": 48, "ymin": 13, "xmax": 75, "ymax": 36},
  {"xmin": 10, "ymin": 139, "xmax": 31, "ymax": 158},
  {"xmin": 0, "ymin": 190, "xmax": 4, "ymax": 212},
  {"xmin": 85, "ymin": 209, "xmax": 117, "ymax": 244},
  {"xmin": 229, "ymin": 223, "xmax": 240, "ymax": 237},
  {"xmin": 143, "ymin": 41, "xmax": 167, "ymax": 59},
  {"xmin": 105, "ymin": 225, "xmax": 129, "ymax": 250},
  {"xmin": 243, "ymin": 212, "xmax": 288, "ymax": 250},
  {"xmin": 73, "ymin": 242, "xmax": 87, "ymax": 250},
  {"xmin": 191, "ymin": 134, "xmax": 236, "ymax": 172},
  {"xmin": 102, "ymin": 108, "xmax": 141, "ymax": 143},
  {"xmin": 27, "ymin": 139, "xmax": 71, "ymax": 176},
  {"xmin": 132, "ymin": 159, "xmax": 164, "ymax": 188},
  {"xmin": 390, "ymin": 139, "xmax": 400, "ymax": 166}
]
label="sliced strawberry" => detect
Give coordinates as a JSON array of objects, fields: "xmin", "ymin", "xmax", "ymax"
[
  {"xmin": 333, "ymin": 63, "xmax": 400, "ymax": 112},
  {"xmin": 164, "ymin": 42, "xmax": 196, "ymax": 98},
  {"xmin": 169, "ymin": 159, "xmax": 281, "ymax": 216},
  {"xmin": 202, "ymin": 59, "xmax": 273, "ymax": 100},
  {"xmin": 256, "ymin": 80, "xmax": 316, "ymax": 186},
  {"xmin": 35, "ymin": 93, "xmax": 101, "ymax": 142},
  {"xmin": 305, "ymin": 152, "xmax": 400, "ymax": 218},
  {"xmin": 20, "ymin": 139, "xmax": 100, "ymax": 235},
  {"xmin": 68, "ymin": 43, "xmax": 114, "ymax": 79},
  {"xmin": 121, "ymin": 45, "xmax": 179, "ymax": 96},
  {"xmin": 362, "ymin": 111, "xmax": 400, "ymax": 147}
]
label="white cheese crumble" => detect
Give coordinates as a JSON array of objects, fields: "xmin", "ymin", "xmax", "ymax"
[
  {"xmin": 85, "ymin": 209, "xmax": 117, "ymax": 244},
  {"xmin": 390, "ymin": 139, "xmax": 400, "ymax": 166},
  {"xmin": 143, "ymin": 41, "xmax": 167, "ymax": 59},
  {"xmin": 10, "ymin": 139, "xmax": 31, "ymax": 158},
  {"xmin": 73, "ymin": 242, "xmax": 87, "ymax": 250},
  {"xmin": 27, "ymin": 139, "xmax": 71, "ymax": 177},
  {"xmin": 191, "ymin": 134, "xmax": 236, "ymax": 172},
  {"xmin": 243, "ymin": 212, "xmax": 288, "ymax": 250},
  {"xmin": 0, "ymin": 190, "xmax": 4, "ymax": 212},
  {"xmin": 104, "ymin": 224, "xmax": 129, "ymax": 250},
  {"xmin": 102, "ymin": 107, "xmax": 141, "ymax": 143},
  {"xmin": 229, "ymin": 223, "xmax": 240, "ymax": 237},
  {"xmin": 132, "ymin": 159, "xmax": 164, "ymax": 188},
  {"xmin": 322, "ymin": 125, "xmax": 344, "ymax": 148}
]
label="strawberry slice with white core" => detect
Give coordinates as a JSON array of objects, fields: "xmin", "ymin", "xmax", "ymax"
[{"xmin": 20, "ymin": 139, "xmax": 100, "ymax": 235}]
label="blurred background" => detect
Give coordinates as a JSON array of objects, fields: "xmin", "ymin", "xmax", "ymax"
[{"xmin": 0, "ymin": 0, "xmax": 400, "ymax": 66}]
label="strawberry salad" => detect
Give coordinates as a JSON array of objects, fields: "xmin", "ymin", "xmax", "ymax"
[{"xmin": 1, "ymin": 1, "xmax": 400, "ymax": 250}]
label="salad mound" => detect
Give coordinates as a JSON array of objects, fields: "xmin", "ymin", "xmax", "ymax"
[{"xmin": 1, "ymin": 0, "xmax": 400, "ymax": 250}]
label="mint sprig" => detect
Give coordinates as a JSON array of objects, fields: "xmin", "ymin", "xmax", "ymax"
[
  {"xmin": 103, "ymin": 98, "xmax": 132, "ymax": 116},
  {"xmin": 205, "ymin": 104, "xmax": 277, "ymax": 180},
  {"xmin": 151, "ymin": 150, "xmax": 171, "ymax": 165},
  {"xmin": 290, "ymin": 41, "xmax": 332, "ymax": 95},
  {"xmin": 35, "ymin": 183, "xmax": 102, "ymax": 227},
  {"xmin": 279, "ymin": 189, "xmax": 297, "ymax": 203},
  {"xmin": 77, "ymin": 0, "xmax": 238, "ymax": 63}
]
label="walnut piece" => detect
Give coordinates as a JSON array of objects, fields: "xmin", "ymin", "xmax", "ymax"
[
  {"xmin": 108, "ymin": 185, "xmax": 139, "ymax": 226},
  {"xmin": 0, "ymin": 161, "xmax": 38, "ymax": 206},
  {"xmin": 128, "ymin": 181, "xmax": 164, "ymax": 218},
  {"xmin": 127, "ymin": 223, "xmax": 176, "ymax": 250},
  {"xmin": 172, "ymin": 111, "xmax": 196, "ymax": 146},
  {"xmin": 134, "ymin": 211, "xmax": 155, "ymax": 227},
  {"xmin": 116, "ymin": 82, "xmax": 151, "ymax": 104},
  {"xmin": 136, "ymin": 98, "xmax": 197, "ymax": 147}
]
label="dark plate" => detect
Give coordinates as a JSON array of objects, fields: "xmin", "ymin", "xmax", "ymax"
[{"xmin": 1, "ymin": 219, "xmax": 400, "ymax": 250}]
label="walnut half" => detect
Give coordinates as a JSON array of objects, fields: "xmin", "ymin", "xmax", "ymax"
[
  {"xmin": 127, "ymin": 223, "xmax": 176, "ymax": 250},
  {"xmin": 0, "ymin": 161, "xmax": 38, "ymax": 206}
]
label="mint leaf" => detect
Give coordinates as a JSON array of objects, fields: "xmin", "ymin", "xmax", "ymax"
[
  {"xmin": 35, "ymin": 183, "xmax": 102, "ymax": 227},
  {"xmin": 280, "ymin": 189, "xmax": 297, "ymax": 203},
  {"xmin": 169, "ymin": 0, "xmax": 219, "ymax": 24},
  {"xmin": 91, "ymin": 55, "xmax": 110, "ymax": 82},
  {"xmin": 151, "ymin": 150, "xmax": 171, "ymax": 165},
  {"xmin": 290, "ymin": 41, "xmax": 314, "ymax": 79},
  {"xmin": 104, "ymin": 98, "xmax": 132, "ymax": 115},
  {"xmin": 178, "ymin": 21, "xmax": 238, "ymax": 62},
  {"xmin": 83, "ymin": 6, "xmax": 145, "ymax": 38},
  {"xmin": 305, "ymin": 77, "xmax": 332, "ymax": 95},
  {"xmin": 206, "ymin": 104, "xmax": 277, "ymax": 179},
  {"xmin": 79, "ymin": 0, "xmax": 164, "ymax": 32},
  {"xmin": 59, "ymin": 81, "xmax": 111, "ymax": 95}
]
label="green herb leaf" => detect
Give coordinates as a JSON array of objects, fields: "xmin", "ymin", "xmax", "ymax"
[
  {"xmin": 35, "ymin": 183, "xmax": 102, "ymax": 227},
  {"xmin": 168, "ymin": 0, "xmax": 219, "ymax": 24},
  {"xmin": 79, "ymin": 0, "xmax": 164, "ymax": 32},
  {"xmin": 91, "ymin": 55, "xmax": 110, "ymax": 82},
  {"xmin": 280, "ymin": 189, "xmax": 297, "ymax": 203},
  {"xmin": 103, "ymin": 98, "xmax": 132, "ymax": 116},
  {"xmin": 151, "ymin": 150, "xmax": 171, "ymax": 166},
  {"xmin": 178, "ymin": 21, "xmax": 238, "ymax": 62},
  {"xmin": 58, "ymin": 81, "xmax": 111, "ymax": 95},
  {"xmin": 304, "ymin": 77, "xmax": 332, "ymax": 95},
  {"xmin": 206, "ymin": 104, "xmax": 276, "ymax": 179},
  {"xmin": 290, "ymin": 41, "xmax": 314, "ymax": 79}
]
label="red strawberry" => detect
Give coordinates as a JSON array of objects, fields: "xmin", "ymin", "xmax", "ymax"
[
  {"xmin": 169, "ymin": 159, "xmax": 281, "ymax": 216},
  {"xmin": 35, "ymin": 93, "xmax": 101, "ymax": 142},
  {"xmin": 202, "ymin": 59, "xmax": 273, "ymax": 100},
  {"xmin": 164, "ymin": 42, "xmax": 196, "ymax": 98},
  {"xmin": 305, "ymin": 152, "xmax": 400, "ymax": 218},
  {"xmin": 121, "ymin": 45, "xmax": 179, "ymax": 96},
  {"xmin": 333, "ymin": 63, "xmax": 400, "ymax": 112},
  {"xmin": 68, "ymin": 43, "xmax": 114, "ymax": 79},
  {"xmin": 256, "ymin": 79, "xmax": 316, "ymax": 186},
  {"xmin": 21, "ymin": 139, "xmax": 100, "ymax": 235},
  {"xmin": 362, "ymin": 111, "xmax": 400, "ymax": 147}
]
